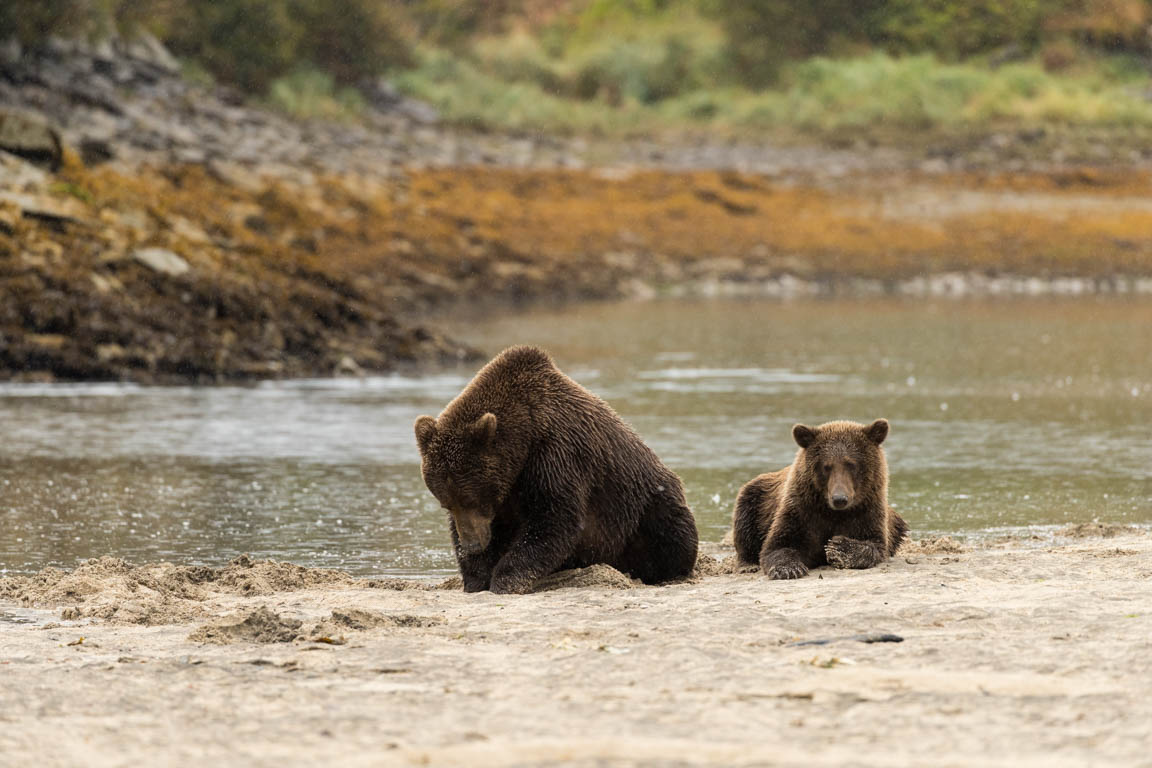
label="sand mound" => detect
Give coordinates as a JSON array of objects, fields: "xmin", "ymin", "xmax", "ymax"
[
  {"xmin": 208, "ymin": 554, "xmax": 356, "ymax": 595},
  {"xmin": 1057, "ymin": 522, "xmax": 1142, "ymax": 539},
  {"xmin": 189, "ymin": 607, "xmax": 303, "ymax": 645},
  {"xmin": 297, "ymin": 609, "xmax": 449, "ymax": 643},
  {"xmin": 904, "ymin": 536, "xmax": 966, "ymax": 554},
  {"xmin": 693, "ymin": 554, "xmax": 758, "ymax": 576},
  {"xmin": 188, "ymin": 606, "xmax": 450, "ymax": 647},
  {"xmin": 330, "ymin": 609, "xmax": 445, "ymax": 630},
  {"xmin": 693, "ymin": 554, "xmax": 727, "ymax": 577},
  {"xmin": 366, "ymin": 577, "xmax": 435, "ymax": 591},
  {"xmin": 533, "ymin": 565, "xmax": 638, "ymax": 592},
  {"xmin": 0, "ymin": 555, "xmax": 357, "ymax": 625},
  {"xmin": 434, "ymin": 576, "xmax": 465, "ymax": 591}
]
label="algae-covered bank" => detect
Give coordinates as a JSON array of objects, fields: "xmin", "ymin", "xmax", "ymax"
[
  {"xmin": 6, "ymin": 39, "xmax": 1152, "ymax": 383},
  {"xmin": 2, "ymin": 532, "xmax": 1151, "ymax": 767}
]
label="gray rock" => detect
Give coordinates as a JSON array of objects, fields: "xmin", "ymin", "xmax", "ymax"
[
  {"xmin": 0, "ymin": 151, "xmax": 48, "ymax": 188},
  {"xmin": 0, "ymin": 109, "xmax": 63, "ymax": 170},
  {"xmin": 0, "ymin": 190, "xmax": 88, "ymax": 229},
  {"xmin": 133, "ymin": 247, "xmax": 190, "ymax": 277},
  {"xmin": 79, "ymin": 137, "xmax": 115, "ymax": 165},
  {"xmin": 334, "ymin": 355, "xmax": 364, "ymax": 376},
  {"xmin": 360, "ymin": 78, "xmax": 440, "ymax": 125},
  {"xmin": 119, "ymin": 32, "xmax": 180, "ymax": 76}
]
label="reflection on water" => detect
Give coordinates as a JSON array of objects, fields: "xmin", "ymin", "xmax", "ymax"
[{"xmin": 1, "ymin": 297, "xmax": 1150, "ymax": 576}]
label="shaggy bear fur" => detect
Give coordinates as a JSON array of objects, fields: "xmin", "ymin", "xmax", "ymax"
[
  {"xmin": 732, "ymin": 419, "xmax": 907, "ymax": 580},
  {"xmin": 414, "ymin": 345, "xmax": 699, "ymax": 594}
]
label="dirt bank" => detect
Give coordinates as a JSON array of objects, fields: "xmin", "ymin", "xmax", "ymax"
[
  {"xmin": 2, "ymin": 531, "xmax": 1150, "ymax": 767},
  {"xmin": 5, "ymin": 155, "xmax": 1152, "ymax": 383}
]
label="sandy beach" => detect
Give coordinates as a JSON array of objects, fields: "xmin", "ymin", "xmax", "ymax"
[{"xmin": 2, "ymin": 527, "xmax": 1150, "ymax": 767}]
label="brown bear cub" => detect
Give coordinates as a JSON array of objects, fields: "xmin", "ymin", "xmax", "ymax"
[
  {"xmin": 732, "ymin": 419, "xmax": 907, "ymax": 580},
  {"xmin": 414, "ymin": 345, "xmax": 699, "ymax": 594}
]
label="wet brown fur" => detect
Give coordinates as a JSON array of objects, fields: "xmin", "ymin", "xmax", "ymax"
[
  {"xmin": 415, "ymin": 346, "xmax": 699, "ymax": 594},
  {"xmin": 732, "ymin": 419, "xmax": 908, "ymax": 580}
]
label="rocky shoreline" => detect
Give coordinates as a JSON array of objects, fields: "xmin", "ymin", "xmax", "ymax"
[{"xmin": 4, "ymin": 37, "xmax": 1152, "ymax": 383}]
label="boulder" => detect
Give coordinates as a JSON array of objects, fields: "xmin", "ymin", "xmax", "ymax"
[
  {"xmin": 118, "ymin": 32, "xmax": 180, "ymax": 76},
  {"xmin": 132, "ymin": 247, "xmax": 190, "ymax": 277},
  {"xmin": 0, "ymin": 109, "xmax": 63, "ymax": 170},
  {"xmin": 359, "ymin": 78, "xmax": 440, "ymax": 125}
]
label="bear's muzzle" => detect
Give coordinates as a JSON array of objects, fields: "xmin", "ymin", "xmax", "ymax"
[{"xmin": 452, "ymin": 510, "xmax": 492, "ymax": 555}]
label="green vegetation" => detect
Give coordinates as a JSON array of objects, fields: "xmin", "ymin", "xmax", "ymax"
[
  {"xmin": 4, "ymin": 0, "xmax": 1152, "ymax": 137},
  {"xmin": 397, "ymin": 48, "xmax": 1152, "ymax": 138},
  {"xmin": 267, "ymin": 68, "xmax": 367, "ymax": 121}
]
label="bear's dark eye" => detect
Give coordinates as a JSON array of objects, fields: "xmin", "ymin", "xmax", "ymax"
[
  {"xmin": 845, "ymin": 460, "xmax": 856, "ymax": 471},
  {"xmin": 821, "ymin": 463, "xmax": 832, "ymax": 473}
]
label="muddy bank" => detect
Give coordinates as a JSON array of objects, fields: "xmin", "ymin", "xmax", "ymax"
[
  {"xmin": 2, "ymin": 532, "xmax": 1151, "ymax": 767},
  {"xmin": 5, "ymin": 156, "xmax": 1152, "ymax": 382}
]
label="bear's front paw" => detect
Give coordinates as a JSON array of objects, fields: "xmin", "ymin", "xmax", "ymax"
[
  {"xmin": 461, "ymin": 578, "xmax": 490, "ymax": 593},
  {"xmin": 490, "ymin": 573, "xmax": 535, "ymax": 595},
  {"xmin": 765, "ymin": 561, "xmax": 809, "ymax": 580},
  {"xmin": 825, "ymin": 536, "xmax": 879, "ymax": 570}
]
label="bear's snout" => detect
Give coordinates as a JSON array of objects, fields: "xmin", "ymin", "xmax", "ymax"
[
  {"xmin": 452, "ymin": 510, "xmax": 493, "ymax": 555},
  {"xmin": 826, "ymin": 465, "xmax": 856, "ymax": 511}
]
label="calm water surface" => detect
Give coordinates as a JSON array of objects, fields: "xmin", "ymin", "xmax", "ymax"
[{"xmin": 1, "ymin": 297, "xmax": 1150, "ymax": 576}]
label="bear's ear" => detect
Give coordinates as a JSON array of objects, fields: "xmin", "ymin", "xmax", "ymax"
[
  {"xmin": 792, "ymin": 424, "xmax": 817, "ymax": 449},
  {"xmin": 414, "ymin": 416, "xmax": 437, "ymax": 451},
  {"xmin": 865, "ymin": 418, "xmax": 889, "ymax": 445},
  {"xmin": 466, "ymin": 412, "xmax": 498, "ymax": 446}
]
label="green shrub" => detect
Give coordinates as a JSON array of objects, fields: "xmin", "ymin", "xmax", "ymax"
[
  {"xmin": 1044, "ymin": 0, "xmax": 1152, "ymax": 51},
  {"xmin": 405, "ymin": 0, "xmax": 513, "ymax": 49},
  {"xmin": 165, "ymin": 0, "xmax": 301, "ymax": 92},
  {"xmin": 290, "ymin": 0, "xmax": 414, "ymax": 85},
  {"xmin": 471, "ymin": 5, "xmax": 725, "ymax": 105},
  {"xmin": 874, "ymin": 0, "xmax": 1052, "ymax": 58},
  {"xmin": 392, "ymin": 48, "xmax": 649, "ymax": 134},
  {"xmin": 0, "ymin": 0, "xmax": 112, "ymax": 44},
  {"xmin": 710, "ymin": 0, "xmax": 887, "ymax": 86},
  {"xmin": 267, "ymin": 67, "xmax": 366, "ymax": 119},
  {"xmin": 770, "ymin": 54, "xmax": 990, "ymax": 132}
]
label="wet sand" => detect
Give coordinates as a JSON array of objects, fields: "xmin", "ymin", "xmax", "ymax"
[{"xmin": 2, "ymin": 530, "xmax": 1151, "ymax": 767}]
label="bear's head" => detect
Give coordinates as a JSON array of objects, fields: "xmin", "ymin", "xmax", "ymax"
[
  {"xmin": 414, "ymin": 411, "xmax": 522, "ymax": 555},
  {"xmin": 791, "ymin": 419, "xmax": 889, "ymax": 511}
]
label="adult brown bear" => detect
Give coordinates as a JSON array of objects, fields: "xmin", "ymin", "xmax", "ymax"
[
  {"xmin": 414, "ymin": 346, "xmax": 699, "ymax": 594},
  {"xmin": 732, "ymin": 419, "xmax": 908, "ymax": 579}
]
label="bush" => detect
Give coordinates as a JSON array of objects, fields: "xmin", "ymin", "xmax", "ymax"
[
  {"xmin": 772, "ymin": 54, "xmax": 990, "ymax": 132},
  {"xmin": 165, "ymin": 0, "xmax": 301, "ymax": 92},
  {"xmin": 267, "ymin": 67, "xmax": 366, "ymax": 119},
  {"xmin": 0, "ymin": 0, "xmax": 114, "ymax": 44},
  {"xmin": 471, "ymin": 4, "xmax": 725, "ymax": 105},
  {"xmin": 290, "ymin": 0, "xmax": 414, "ymax": 85},
  {"xmin": 392, "ymin": 47, "xmax": 650, "ymax": 134},
  {"xmin": 710, "ymin": 0, "xmax": 887, "ymax": 86},
  {"xmin": 874, "ymin": 0, "xmax": 1051, "ymax": 59},
  {"xmin": 163, "ymin": 0, "xmax": 417, "ymax": 93},
  {"xmin": 1044, "ymin": 0, "xmax": 1152, "ymax": 51},
  {"xmin": 404, "ymin": 0, "xmax": 515, "ymax": 49}
]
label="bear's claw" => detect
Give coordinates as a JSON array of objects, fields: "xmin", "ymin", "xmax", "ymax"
[{"xmin": 766, "ymin": 562, "xmax": 809, "ymax": 580}]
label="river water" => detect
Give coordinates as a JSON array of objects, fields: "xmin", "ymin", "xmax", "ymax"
[{"xmin": 1, "ymin": 297, "xmax": 1150, "ymax": 576}]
